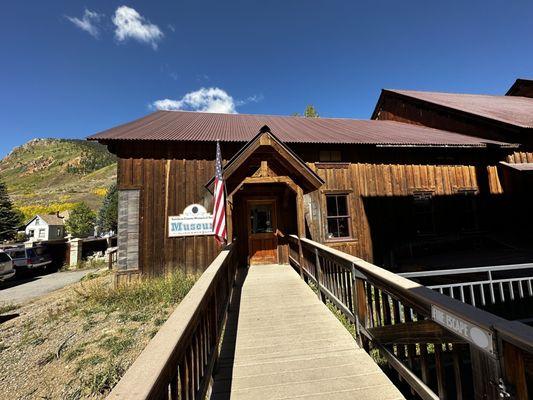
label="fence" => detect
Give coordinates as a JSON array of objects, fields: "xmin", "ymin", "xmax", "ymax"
[
  {"xmin": 399, "ymin": 263, "xmax": 533, "ymax": 308},
  {"xmin": 106, "ymin": 243, "xmax": 238, "ymax": 400},
  {"xmin": 288, "ymin": 235, "xmax": 533, "ymax": 400}
]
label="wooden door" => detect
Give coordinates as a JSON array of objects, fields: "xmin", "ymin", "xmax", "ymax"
[{"xmin": 247, "ymin": 200, "xmax": 278, "ymax": 265}]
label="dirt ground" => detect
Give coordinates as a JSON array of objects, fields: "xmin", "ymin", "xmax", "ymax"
[{"xmin": 0, "ymin": 271, "xmax": 192, "ymax": 400}]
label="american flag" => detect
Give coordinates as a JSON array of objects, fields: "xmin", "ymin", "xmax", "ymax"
[{"xmin": 212, "ymin": 141, "xmax": 227, "ymax": 244}]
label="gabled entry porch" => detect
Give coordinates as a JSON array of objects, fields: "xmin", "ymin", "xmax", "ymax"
[{"xmin": 207, "ymin": 126, "xmax": 324, "ymax": 265}]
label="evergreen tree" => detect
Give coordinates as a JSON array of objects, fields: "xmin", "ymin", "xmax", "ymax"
[
  {"xmin": 98, "ymin": 183, "xmax": 118, "ymax": 232},
  {"xmin": 65, "ymin": 202, "xmax": 96, "ymax": 238},
  {"xmin": 304, "ymin": 105, "xmax": 319, "ymax": 118},
  {"xmin": 0, "ymin": 180, "xmax": 22, "ymax": 240},
  {"xmin": 293, "ymin": 105, "xmax": 320, "ymax": 117}
]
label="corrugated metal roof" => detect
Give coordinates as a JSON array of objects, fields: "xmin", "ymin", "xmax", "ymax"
[
  {"xmin": 500, "ymin": 162, "xmax": 533, "ymax": 171},
  {"xmin": 388, "ymin": 89, "xmax": 533, "ymax": 128},
  {"xmin": 88, "ymin": 110, "xmax": 513, "ymax": 147}
]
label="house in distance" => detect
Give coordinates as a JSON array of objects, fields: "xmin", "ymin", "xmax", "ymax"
[
  {"xmin": 25, "ymin": 213, "xmax": 66, "ymax": 241},
  {"xmin": 89, "ymin": 79, "xmax": 533, "ymax": 282}
]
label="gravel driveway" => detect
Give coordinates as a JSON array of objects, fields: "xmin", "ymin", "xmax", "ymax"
[{"xmin": 0, "ymin": 270, "xmax": 95, "ymax": 304}]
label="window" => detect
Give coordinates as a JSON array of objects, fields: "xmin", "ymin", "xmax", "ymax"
[
  {"xmin": 326, "ymin": 194, "xmax": 351, "ymax": 239},
  {"xmin": 250, "ymin": 204, "xmax": 273, "ymax": 233},
  {"xmin": 455, "ymin": 189, "xmax": 478, "ymax": 232},
  {"xmin": 38, "ymin": 229, "xmax": 46, "ymax": 239},
  {"xmin": 10, "ymin": 251, "xmax": 25, "ymax": 260},
  {"xmin": 412, "ymin": 191, "xmax": 435, "ymax": 236},
  {"xmin": 319, "ymin": 150, "xmax": 341, "ymax": 162},
  {"xmin": 0, "ymin": 253, "xmax": 11, "ymax": 262},
  {"xmin": 57, "ymin": 227, "xmax": 62, "ymax": 237}
]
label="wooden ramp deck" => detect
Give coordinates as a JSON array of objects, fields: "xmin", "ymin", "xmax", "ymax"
[{"xmin": 210, "ymin": 264, "xmax": 404, "ymax": 400}]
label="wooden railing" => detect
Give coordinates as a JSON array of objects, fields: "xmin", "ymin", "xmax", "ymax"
[
  {"xmin": 107, "ymin": 247, "xmax": 118, "ymax": 270},
  {"xmin": 107, "ymin": 243, "xmax": 238, "ymax": 400},
  {"xmin": 288, "ymin": 235, "xmax": 533, "ymax": 400}
]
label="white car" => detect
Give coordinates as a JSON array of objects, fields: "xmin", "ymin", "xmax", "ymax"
[{"xmin": 0, "ymin": 251, "xmax": 15, "ymax": 281}]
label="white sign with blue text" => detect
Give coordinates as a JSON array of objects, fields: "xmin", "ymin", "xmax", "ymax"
[{"xmin": 168, "ymin": 204, "xmax": 214, "ymax": 237}]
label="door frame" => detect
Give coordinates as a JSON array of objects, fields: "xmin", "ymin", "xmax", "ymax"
[{"xmin": 246, "ymin": 197, "xmax": 278, "ymax": 265}]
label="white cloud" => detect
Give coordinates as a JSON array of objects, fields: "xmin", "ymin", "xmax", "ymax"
[
  {"xmin": 66, "ymin": 9, "xmax": 102, "ymax": 38},
  {"xmin": 237, "ymin": 94, "xmax": 264, "ymax": 106},
  {"xmin": 112, "ymin": 6, "xmax": 163, "ymax": 49},
  {"xmin": 152, "ymin": 88, "xmax": 237, "ymax": 114}
]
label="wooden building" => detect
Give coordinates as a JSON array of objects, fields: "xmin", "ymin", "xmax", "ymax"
[
  {"xmin": 372, "ymin": 78, "xmax": 533, "ymax": 237},
  {"xmin": 89, "ymin": 96, "xmax": 530, "ymax": 278}
]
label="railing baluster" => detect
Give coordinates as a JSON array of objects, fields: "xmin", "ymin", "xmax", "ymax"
[
  {"xmin": 452, "ymin": 344, "xmax": 464, "ymax": 400},
  {"xmin": 499, "ymin": 281, "xmax": 505, "ymax": 302},
  {"xmin": 434, "ymin": 344, "xmax": 447, "ymax": 400},
  {"xmin": 480, "ymin": 283, "xmax": 486, "ymax": 306},
  {"xmin": 315, "ymin": 248, "xmax": 325, "ymax": 302},
  {"xmin": 469, "ymin": 284, "xmax": 476, "ymax": 307}
]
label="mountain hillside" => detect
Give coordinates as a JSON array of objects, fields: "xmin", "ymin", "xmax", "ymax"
[{"xmin": 0, "ymin": 138, "xmax": 117, "ymax": 219}]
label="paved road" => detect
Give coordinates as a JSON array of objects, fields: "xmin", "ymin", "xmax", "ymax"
[
  {"xmin": 211, "ymin": 264, "xmax": 404, "ymax": 400},
  {"xmin": 0, "ymin": 270, "xmax": 95, "ymax": 304}
]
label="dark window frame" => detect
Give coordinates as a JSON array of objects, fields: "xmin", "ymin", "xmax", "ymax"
[
  {"xmin": 319, "ymin": 150, "xmax": 342, "ymax": 162},
  {"xmin": 324, "ymin": 192, "xmax": 353, "ymax": 241},
  {"xmin": 412, "ymin": 190, "xmax": 436, "ymax": 236}
]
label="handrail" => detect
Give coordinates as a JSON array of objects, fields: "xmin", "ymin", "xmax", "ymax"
[
  {"xmin": 107, "ymin": 243, "xmax": 238, "ymax": 400},
  {"xmin": 287, "ymin": 234, "xmax": 533, "ymax": 400},
  {"xmin": 399, "ymin": 262, "xmax": 533, "ymax": 278}
]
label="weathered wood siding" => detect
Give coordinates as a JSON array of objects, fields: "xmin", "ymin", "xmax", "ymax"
[
  {"xmin": 303, "ymin": 162, "xmax": 503, "ymax": 263},
  {"xmin": 507, "ymin": 151, "xmax": 533, "ymax": 163},
  {"xmin": 118, "ymin": 156, "xmax": 220, "ymax": 276},
  {"xmin": 111, "ymin": 141, "xmax": 513, "ymax": 275}
]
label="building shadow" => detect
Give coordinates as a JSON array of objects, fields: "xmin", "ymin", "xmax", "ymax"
[{"xmin": 0, "ymin": 313, "xmax": 19, "ymax": 324}]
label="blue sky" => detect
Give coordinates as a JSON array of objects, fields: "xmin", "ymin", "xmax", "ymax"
[{"xmin": 1, "ymin": 0, "xmax": 532, "ymax": 156}]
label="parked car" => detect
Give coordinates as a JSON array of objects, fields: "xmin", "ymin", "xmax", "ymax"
[
  {"xmin": 5, "ymin": 246, "xmax": 53, "ymax": 273},
  {"xmin": 0, "ymin": 251, "xmax": 15, "ymax": 281}
]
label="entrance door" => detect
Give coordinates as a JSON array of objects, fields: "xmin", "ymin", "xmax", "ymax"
[{"xmin": 247, "ymin": 200, "xmax": 278, "ymax": 265}]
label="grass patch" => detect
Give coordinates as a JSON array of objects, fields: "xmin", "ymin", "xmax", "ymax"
[
  {"xmin": 83, "ymin": 359, "xmax": 126, "ymax": 396},
  {"xmin": 0, "ymin": 303, "xmax": 18, "ymax": 314},
  {"xmin": 99, "ymin": 335, "xmax": 134, "ymax": 357},
  {"xmin": 76, "ymin": 355, "xmax": 106, "ymax": 372},
  {"xmin": 75, "ymin": 269, "xmax": 196, "ymax": 315},
  {"xmin": 64, "ymin": 345, "xmax": 86, "ymax": 362}
]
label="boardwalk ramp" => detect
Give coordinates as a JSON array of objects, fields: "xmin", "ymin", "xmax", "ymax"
[{"xmin": 210, "ymin": 264, "xmax": 404, "ymax": 400}]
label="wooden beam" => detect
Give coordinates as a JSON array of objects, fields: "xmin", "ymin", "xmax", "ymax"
[{"xmin": 367, "ymin": 320, "xmax": 465, "ymax": 345}]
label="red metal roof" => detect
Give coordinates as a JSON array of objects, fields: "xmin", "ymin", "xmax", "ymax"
[
  {"xmin": 500, "ymin": 162, "xmax": 533, "ymax": 172},
  {"xmin": 88, "ymin": 110, "xmax": 513, "ymax": 147},
  {"xmin": 388, "ymin": 89, "xmax": 533, "ymax": 128}
]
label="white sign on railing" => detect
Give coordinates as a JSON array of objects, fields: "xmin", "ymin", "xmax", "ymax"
[
  {"xmin": 168, "ymin": 204, "xmax": 214, "ymax": 237},
  {"xmin": 431, "ymin": 305, "xmax": 494, "ymax": 355}
]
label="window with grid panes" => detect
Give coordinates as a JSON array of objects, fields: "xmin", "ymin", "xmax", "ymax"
[{"xmin": 325, "ymin": 194, "xmax": 351, "ymax": 239}]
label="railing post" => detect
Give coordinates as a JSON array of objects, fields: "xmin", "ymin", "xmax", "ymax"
[
  {"xmin": 315, "ymin": 248, "xmax": 325, "ymax": 303},
  {"xmin": 470, "ymin": 346, "xmax": 503, "ymax": 400},
  {"xmin": 351, "ymin": 263, "xmax": 369, "ymax": 351},
  {"xmin": 351, "ymin": 263, "xmax": 362, "ymax": 343},
  {"xmin": 297, "ymin": 237, "xmax": 304, "ymax": 279}
]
